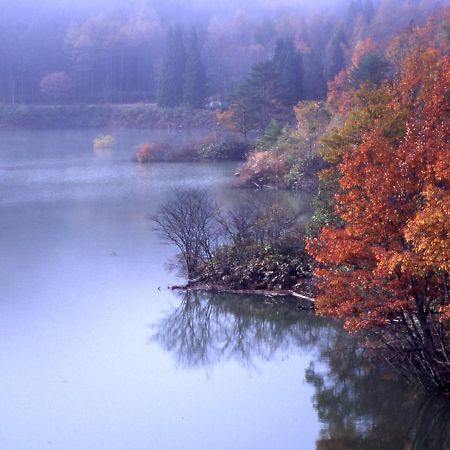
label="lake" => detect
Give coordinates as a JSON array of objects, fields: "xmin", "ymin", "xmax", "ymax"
[{"xmin": 0, "ymin": 129, "xmax": 448, "ymax": 450}]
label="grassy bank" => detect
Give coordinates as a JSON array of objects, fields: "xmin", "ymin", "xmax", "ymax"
[{"xmin": 0, "ymin": 104, "xmax": 217, "ymax": 129}]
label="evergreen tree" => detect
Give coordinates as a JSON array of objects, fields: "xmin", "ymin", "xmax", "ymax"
[
  {"xmin": 272, "ymin": 38, "xmax": 286, "ymax": 71},
  {"xmin": 183, "ymin": 28, "xmax": 207, "ymax": 108},
  {"xmin": 157, "ymin": 26, "xmax": 186, "ymax": 107},
  {"xmin": 227, "ymin": 61, "xmax": 289, "ymax": 138},
  {"xmin": 326, "ymin": 29, "xmax": 346, "ymax": 81},
  {"xmin": 303, "ymin": 52, "xmax": 327, "ymax": 100},
  {"xmin": 350, "ymin": 52, "xmax": 390, "ymax": 87},
  {"xmin": 363, "ymin": 0, "xmax": 374, "ymax": 23},
  {"xmin": 347, "ymin": 0, "xmax": 363, "ymax": 26},
  {"xmin": 273, "ymin": 37, "xmax": 303, "ymax": 105}
]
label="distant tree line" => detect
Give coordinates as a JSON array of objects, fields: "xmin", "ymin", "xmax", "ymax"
[
  {"xmin": 157, "ymin": 27, "xmax": 207, "ymax": 108},
  {"xmin": 0, "ymin": 0, "xmax": 443, "ymax": 105}
]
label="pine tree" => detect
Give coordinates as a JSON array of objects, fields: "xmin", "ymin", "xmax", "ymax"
[
  {"xmin": 326, "ymin": 29, "xmax": 346, "ymax": 81},
  {"xmin": 350, "ymin": 52, "xmax": 389, "ymax": 87},
  {"xmin": 363, "ymin": 0, "xmax": 374, "ymax": 23},
  {"xmin": 157, "ymin": 26, "xmax": 186, "ymax": 107},
  {"xmin": 183, "ymin": 28, "xmax": 207, "ymax": 108},
  {"xmin": 227, "ymin": 61, "xmax": 289, "ymax": 137},
  {"xmin": 303, "ymin": 51, "xmax": 327, "ymax": 100},
  {"xmin": 347, "ymin": 0, "xmax": 363, "ymax": 25},
  {"xmin": 273, "ymin": 37, "xmax": 303, "ymax": 105}
]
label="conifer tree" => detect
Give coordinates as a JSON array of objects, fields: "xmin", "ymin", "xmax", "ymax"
[
  {"xmin": 363, "ymin": 0, "xmax": 374, "ymax": 23},
  {"xmin": 226, "ymin": 61, "xmax": 289, "ymax": 138},
  {"xmin": 347, "ymin": 0, "xmax": 363, "ymax": 25},
  {"xmin": 273, "ymin": 37, "xmax": 303, "ymax": 105},
  {"xmin": 157, "ymin": 26, "xmax": 186, "ymax": 107},
  {"xmin": 183, "ymin": 28, "xmax": 207, "ymax": 108},
  {"xmin": 326, "ymin": 30, "xmax": 346, "ymax": 81},
  {"xmin": 303, "ymin": 52, "xmax": 327, "ymax": 100}
]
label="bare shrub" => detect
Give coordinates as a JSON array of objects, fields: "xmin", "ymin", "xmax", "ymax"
[
  {"xmin": 152, "ymin": 189, "xmax": 219, "ymax": 279},
  {"xmin": 218, "ymin": 194, "xmax": 300, "ymax": 247}
]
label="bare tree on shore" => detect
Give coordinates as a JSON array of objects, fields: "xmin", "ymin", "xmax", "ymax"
[{"xmin": 152, "ymin": 188, "xmax": 219, "ymax": 279}]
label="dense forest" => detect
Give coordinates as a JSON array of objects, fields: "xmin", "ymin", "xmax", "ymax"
[{"xmin": 0, "ymin": 0, "xmax": 446, "ymax": 105}]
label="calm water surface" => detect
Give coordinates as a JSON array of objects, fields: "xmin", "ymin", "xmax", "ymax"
[{"xmin": 0, "ymin": 129, "xmax": 448, "ymax": 450}]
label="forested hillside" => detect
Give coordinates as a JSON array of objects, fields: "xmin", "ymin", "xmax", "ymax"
[{"xmin": 0, "ymin": 0, "xmax": 446, "ymax": 104}]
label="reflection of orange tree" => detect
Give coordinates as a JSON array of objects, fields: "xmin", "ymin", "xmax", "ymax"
[
  {"xmin": 306, "ymin": 331, "xmax": 450, "ymax": 450},
  {"xmin": 136, "ymin": 143, "xmax": 153, "ymax": 163}
]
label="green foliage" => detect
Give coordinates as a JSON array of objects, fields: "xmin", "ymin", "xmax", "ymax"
[
  {"xmin": 198, "ymin": 140, "xmax": 251, "ymax": 161},
  {"xmin": 0, "ymin": 104, "xmax": 216, "ymax": 129},
  {"xmin": 183, "ymin": 28, "xmax": 207, "ymax": 108},
  {"xmin": 350, "ymin": 52, "xmax": 390, "ymax": 87},
  {"xmin": 257, "ymin": 120, "xmax": 285, "ymax": 150},
  {"xmin": 310, "ymin": 83, "xmax": 407, "ymax": 235},
  {"xmin": 307, "ymin": 172, "xmax": 344, "ymax": 236},
  {"xmin": 302, "ymin": 52, "xmax": 328, "ymax": 100},
  {"xmin": 228, "ymin": 61, "xmax": 291, "ymax": 136},
  {"xmin": 326, "ymin": 30, "xmax": 347, "ymax": 81},
  {"xmin": 239, "ymin": 101, "xmax": 331, "ymax": 190},
  {"xmin": 157, "ymin": 26, "xmax": 186, "ymax": 107},
  {"xmin": 273, "ymin": 37, "xmax": 304, "ymax": 105},
  {"xmin": 210, "ymin": 243, "xmax": 313, "ymax": 291}
]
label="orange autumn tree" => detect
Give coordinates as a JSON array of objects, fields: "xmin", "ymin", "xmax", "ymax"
[
  {"xmin": 327, "ymin": 38, "xmax": 389, "ymax": 114},
  {"xmin": 307, "ymin": 46, "xmax": 450, "ymax": 391}
]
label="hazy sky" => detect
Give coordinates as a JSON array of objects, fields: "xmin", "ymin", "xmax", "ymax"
[{"xmin": 1, "ymin": 0, "xmax": 352, "ymax": 17}]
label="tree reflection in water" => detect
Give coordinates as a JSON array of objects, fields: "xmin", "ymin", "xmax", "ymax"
[
  {"xmin": 151, "ymin": 291, "xmax": 450, "ymax": 449},
  {"xmin": 151, "ymin": 290, "xmax": 333, "ymax": 370},
  {"xmin": 306, "ymin": 331, "xmax": 450, "ymax": 449}
]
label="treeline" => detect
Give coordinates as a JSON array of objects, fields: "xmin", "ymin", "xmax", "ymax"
[{"xmin": 0, "ymin": 0, "xmax": 444, "ymax": 105}]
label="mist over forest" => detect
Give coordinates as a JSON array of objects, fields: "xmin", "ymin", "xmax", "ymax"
[{"xmin": 0, "ymin": 0, "xmax": 446, "ymax": 104}]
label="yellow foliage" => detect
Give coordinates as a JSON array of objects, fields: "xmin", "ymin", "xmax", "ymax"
[{"xmin": 93, "ymin": 134, "xmax": 115, "ymax": 149}]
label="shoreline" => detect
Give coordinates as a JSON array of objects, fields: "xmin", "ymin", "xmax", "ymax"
[
  {"xmin": 171, "ymin": 282, "xmax": 316, "ymax": 310},
  {"xmin": 0, "ymin": 103, "xmax": 217, "ymax": 130}
]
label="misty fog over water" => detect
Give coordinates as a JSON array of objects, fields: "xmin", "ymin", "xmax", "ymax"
[{"xmin": 1, "ymin": 128, "xmax": 448, "ymax": 449}]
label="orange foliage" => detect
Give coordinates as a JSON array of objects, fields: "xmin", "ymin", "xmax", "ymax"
[
  {"xmin": 216, "ymin": 110, "xmax": 234, "ymax": 130},
  {"xmin": 136, "ymin": 143, "xmax": 153, "ymax": 163},
  {"xmin": 327, "ymin": 70, "xmax": 354, "ymax": 114},
  {"xmin": 386, "ymin": 8, "xmax": 450, "ymax": 66},
  {"xmin": 308, "ymin": 46, "xmax": 450, "ymax": 332},
  {"xmin": 351, "ymin": 38, "xmax": 380, "ymax": 67},
  {"xmin": 327, "ymin": 39, "xmax": 383, "ymax": 114}
]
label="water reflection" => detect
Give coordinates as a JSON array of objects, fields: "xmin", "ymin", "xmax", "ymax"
[
  {"xmin": 152, "ymin": 291, "xmax": 335, "ymax": 369},
  {"xmin": 307, "ymin": 330, "xmax": 450, "ymax": 450},
  {"xmin": 153, "ymin": 291, "xmax": 450, "ymax": 449}
]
